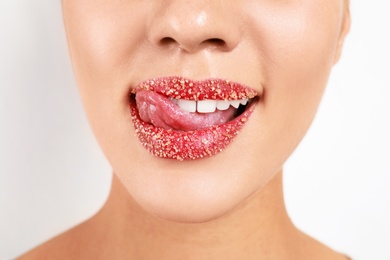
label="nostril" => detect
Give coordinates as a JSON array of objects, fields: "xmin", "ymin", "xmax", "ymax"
[
  {"xmin": 206, "ymin": 38, "xmax": 225, "ymax": 46},
  {"xmin": 160, "ymin": 37, "xmax": 177, "ymax": 46},
  {"xmin": 201, "ymin": 38, "xmax": 227, "ymax": 50},
  {"xmin": 157, "ymin": 37, "xmax": 227, "ymax": 52}
]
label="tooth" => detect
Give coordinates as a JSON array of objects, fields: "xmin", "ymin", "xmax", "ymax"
[
  {"xmin": 170, "ymin": 98, "xmax": 178, "ymax": 105},
  {"xmin": 216, "ymin": 100, "xmax": 230, "ymax": 111},
  {"xmin": 177, "ymin": 99, "xmax": 196, "ymax": 113},
  {"xmin": 197, "ymin": 100, "xmax": 217, "ymax": 113},
  {"xmin": 230, "ymin": 100, "xmax": 240, "ymax": 109},
  {"xmin": 240, "ymin": 99, "xmax": 248, "ymax": 106}
]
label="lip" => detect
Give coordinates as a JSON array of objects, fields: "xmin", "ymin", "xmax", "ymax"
[
  {"xmin": 130, "ymin": 76, "xmax": 259, "ymax": 161},
  {"xmin": 132, "ymin": 76, "xmax": 258, "ymax": 101}
]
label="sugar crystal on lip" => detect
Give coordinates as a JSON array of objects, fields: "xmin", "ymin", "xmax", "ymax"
[
  {"xmin": 133, "ymin": 76, "xmax": 258, "ymax": 101},
  {"xmin": 130, "ymin": 76, "xmax": 257, "ymax": 160},
  {"xmin": 130, "ymin": 102, "xmax": 253, "ymax": 161}
]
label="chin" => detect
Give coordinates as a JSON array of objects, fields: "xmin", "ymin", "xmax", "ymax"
[
  {"xmin": 140, "ymin": 196, "xmax": 237, "ymax": 224},
  {"xmin": 114, "ymin": 149, "xmax": 267, "ymax": 224},
  {"xmin": 123, "ymin": 175, "xmax": 245, "ymax": 223}
]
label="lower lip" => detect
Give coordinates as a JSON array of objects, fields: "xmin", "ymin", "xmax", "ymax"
[{"xmin": 129, "ymin": 100, "xmax": 256, "ymax": 161}]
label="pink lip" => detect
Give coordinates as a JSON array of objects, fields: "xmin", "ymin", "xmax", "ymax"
[
  {"xmin": 132, "ymin": 76, "xmax": 258, "ymax": 101},
  {"xmin": 130, "ymin": 76, "xmax": 258, "ymax": 161}
]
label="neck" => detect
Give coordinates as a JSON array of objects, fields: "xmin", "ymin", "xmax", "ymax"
[
  {"xmin": 20, "ymin": 169, "xmax": 350, "ymax": 259},
  {"xmin": 87, "ymin": 170, "xmax": 304, "ymax": 259}
]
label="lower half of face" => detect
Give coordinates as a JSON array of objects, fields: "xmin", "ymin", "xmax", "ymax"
[{"xmin": 62, "ymin": 0, "xmax": 348, "ymax": 222}]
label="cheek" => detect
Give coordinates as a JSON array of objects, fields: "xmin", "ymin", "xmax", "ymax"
[
  {"xmin": 63, "ymin": 1, "xmax": 148, "ymax": 106},
  {"xmin": 241, "ymin": 2, "xmax": 342, "ymax": 167},
  {"xmin": 62, "ymin": 1, "xmax": 149, "ymax": 154}
]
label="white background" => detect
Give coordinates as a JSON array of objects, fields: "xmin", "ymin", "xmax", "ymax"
[{"xmin": 0, "ymin": 1, "xmax": 389, "ymax": 259}]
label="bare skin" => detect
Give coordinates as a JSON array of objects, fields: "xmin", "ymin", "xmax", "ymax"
[{"xmin": 20, "ymin": 171, "xmax": 349, "ymax": 260}]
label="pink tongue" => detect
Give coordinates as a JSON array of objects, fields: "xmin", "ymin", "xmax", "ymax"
[{"xmin": 135, "ymin": 90, "xmax": 236, "ymax": 131}]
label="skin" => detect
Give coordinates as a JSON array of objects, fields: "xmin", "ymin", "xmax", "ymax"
[{"xmin": 20, "ymin": 0, "xmax": 350, "ymax": 259}]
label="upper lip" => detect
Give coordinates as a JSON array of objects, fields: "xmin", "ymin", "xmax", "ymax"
[{"xmin": 131, "ymin": 76, "xmax": 259, "ymax": 101}]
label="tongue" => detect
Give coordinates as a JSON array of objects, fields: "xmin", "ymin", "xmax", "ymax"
[{"xmin": 135, "ymin": 90, "xmax": 236, "ymax": 131}]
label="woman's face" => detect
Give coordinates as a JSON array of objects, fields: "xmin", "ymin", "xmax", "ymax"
[{"xmin": 62, "ymin": 0, "xmax": 349, "ymax": 222}]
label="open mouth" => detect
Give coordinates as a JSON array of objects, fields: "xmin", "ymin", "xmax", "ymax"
[{"xmin": 130, "ymin": 76, "xmax": 259, "ymax": 161}]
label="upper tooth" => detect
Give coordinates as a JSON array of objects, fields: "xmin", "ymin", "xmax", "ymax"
[
  {"xmin": 240, "ymin": 99, "xmax": 248, "ymax": 105},
  {"xmin": 175, "ymin": 99, "xmax": 249, "ymax": 113},
  {"xmin": 177, "ymin": 99, "xmax": 196, "ymax": 113},
  {"xmin": 170, "ymin": 98, "xmax": 178, "ymax": 105},
  {"xmin": 216, "ymin": 100, "xmax": 230, "ymax": 111},
  {"xmin": 230, "ymin": 100, "xmax": 240, "ymax": 109},
  {"xmin": 197, "ymin": 100, "xmax": 217, "ymax": 113}
]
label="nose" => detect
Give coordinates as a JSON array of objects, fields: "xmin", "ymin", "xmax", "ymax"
[{"xmin": 148, "ymin": 1, "xmax": 242, "ymax": 53}]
